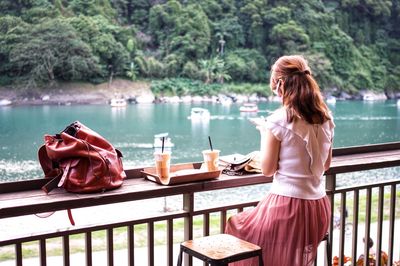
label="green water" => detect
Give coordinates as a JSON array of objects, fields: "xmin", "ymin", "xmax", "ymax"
[{"xmin": 0, "ymin": 100, "xmax": 400, "ymax": 182}]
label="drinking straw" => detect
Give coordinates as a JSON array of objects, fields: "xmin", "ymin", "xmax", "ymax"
[
  {"xmin": 162, "ymin": 137, "xmax": 165, "ymax": 153},
  {"xmin": 208, "ymin": 136, "xmax": 213, "ymax": 151}
]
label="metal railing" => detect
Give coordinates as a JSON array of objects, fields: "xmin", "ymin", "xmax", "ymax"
[{"xmin": 0, "ymin": 142, "xmax": 399, "ymax": 266}]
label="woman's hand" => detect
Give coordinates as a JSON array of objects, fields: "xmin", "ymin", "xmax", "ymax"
[
  {"xmin": 248, "ymin": 117, "xmax": 267, "ymax": 133},
  {"xmin": 248, "ymin": 117, "xmax": 266, "ymax": 127}
]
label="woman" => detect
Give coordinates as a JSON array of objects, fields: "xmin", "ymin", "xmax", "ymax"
[{"xmin": 225, "ymin": 55, "xmax": 334, "ymax": 265}]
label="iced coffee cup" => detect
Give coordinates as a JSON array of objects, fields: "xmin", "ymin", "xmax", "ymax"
[
  {"xmin": 202, "ymin": 149, "xmax": 220, "ymax": 171},
  {"xmin": 154, "ymin": 151, "xmax": 171, "ymax": 181}
]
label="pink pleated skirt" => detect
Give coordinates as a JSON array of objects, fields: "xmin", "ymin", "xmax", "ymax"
[{"xmin": 225, "ymin": 193, "xmax": 331, "ymax": 266}]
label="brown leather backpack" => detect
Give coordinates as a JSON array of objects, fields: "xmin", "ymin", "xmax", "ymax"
[{"xmin": 38, "ymin": 121, "xmax": 126, "ymax": 194}]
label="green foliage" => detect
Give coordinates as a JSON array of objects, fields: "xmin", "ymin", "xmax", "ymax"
[
  {"xmin": 170, "ymin": 4, "xmax": 211, "ymax": 61},
  {"xmin": 264, "ymin": 6, "xmax": 291, "ymax": 25},
  {"xmin": 67, "ymin": 15, "xmax": 130, "ymax": 77},
  {"xmin": 149, "ymin": 1, "xmax": 211, "ymax": 67},
  {"xmin": 225, "ymin": 49, "xmax": 267, "ymax": 82},
  {"xmin": 305, "ymin": 52, "xmax": 337, "ymax": 90},
  {"xmin": 126, "ymin": 62, "xmax": 139, "ymax": 81},
  {"xmin": 8, "ymin": 18, "xmax": 100, "ymax": 87},
  {"xmin": 67, "ymin": 0, "xmax": 116, "ymax": 18},
  {"xmin": 239, "ymin": 0, "xmax": 268, "ymax": 48},
  {"xmin": 199, "ymin": 56, "xmax": 231, "ymax": 84},
  {"xmin": 182, "ymin": 61, "xmax": 201, "ymax": 80},
  {"xmin": 134, "ymin": 55, "xmax": 165, "ymax": 79},
  {"xmin": 211, "ymin": 17, "xmax": 245, "ymax": 52},
  {"xmin": 269, "ymin": 20, "xmax": 310, "ymax": 56},
  {"xmin": 223, "ymin": 82, "xmax": 269, "ymax": 97},
  {"xmin": 0, "ymin": 0, "xmax": 399, "ymax": 93},
  {"xmin": 151, "ymin": 78, "xmax": 222, "ymax": 96}
]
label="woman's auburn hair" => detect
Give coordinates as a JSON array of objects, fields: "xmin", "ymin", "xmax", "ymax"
[{"xmin": 270, "ymin": 55, "xmax": 331, "ymax": 124}]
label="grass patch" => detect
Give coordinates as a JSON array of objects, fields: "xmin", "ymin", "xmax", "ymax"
[
  {"xmin": 0, "ymin": 214, "xmax": 224, "ymax": 262},
  {"xmin": 333, "ymin": 190, "xmax": 400, "ymax": 223}
]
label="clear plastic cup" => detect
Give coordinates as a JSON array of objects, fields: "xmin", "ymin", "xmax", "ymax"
[
  {"xmin": 154, "ymin": 152, "xmax": 171, "ymax": 180},
  {"xmin": 202, "ymin": 150, "xmax": 220, "ymax": 171}
]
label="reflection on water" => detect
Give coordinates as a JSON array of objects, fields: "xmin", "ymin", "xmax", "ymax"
[
  {"xmin": 110, "ymin": 106, "xmax": 127, "ymax": 119},
  {"xmin": 0, "ymin": 100, "xmax": 399, "ymax": 182},
  {"xmin": 191, "ymin": 117, "xmax": 209, "ymax": 136}
]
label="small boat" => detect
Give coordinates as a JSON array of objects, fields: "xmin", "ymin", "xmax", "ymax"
[
  {"xmin": 153, "ymin": 133, "xmax": 175, "ymax": 148},
  {"xmin": 189, "ymin": 108, "xmax": 211, "ymax": 120},
  {"xmin": 239, "ymin": 103, "xmax": 258, "ymax": 113},
  {"xmin": 0, "ymin": 99, "xmax": 12, "ymax": 106},
  {"xmin": 363, "ymin": 94, "xmax": 375, "ymax": 101},
  {"xmin": 397, "ymin": 99, "xmax": 400, "ymax": 108},
  {"xmin": 110, "ymin": 98, "xmax": 127, "ymax": 107},
  {"xmin": 326, "ymin": 96, "xmax": 336, "ymax": 105}
]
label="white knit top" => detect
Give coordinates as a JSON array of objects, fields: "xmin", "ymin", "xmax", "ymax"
[{"xmin": 265, "ymin": 107, "xmax": 335, "ymax": 200}]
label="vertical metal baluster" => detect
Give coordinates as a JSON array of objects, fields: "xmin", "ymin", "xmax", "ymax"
[
  {"xmin": 351, "ymin": 190, "xmax": 359, "ymax": 266},
  {"xmin": 85, "ymin": 232, "xmax": 93, "ymax": 266},
  {"xmin": 63, "ymin": 235, "xmax": 70, "ymax": 266},
  {"xmin": 183, "ymin": 193, "xmax": 194, "ymax": 266},
  {"xmin": 220, "ymin": 210, "xmax": 227, "ymax": 234},
  {"xmin": 364, "ymin": 188, "xmax": 372, "ymax": 266},
  {"xmin": 202, "ymin": 213, "xmax": 210, "ymax": 266},
  {"xmin": 339, "ymin": 193, "xmax": 346, "ymax": 265},
  {"xmin": 148, "ymin": 222, "xmax": 154, "ymax": 266},
  {"xmin": 203, "ymin": 213, "xmax": 210, "ymax": 237},
  {"xmin": 376, "ymin": 186, "xmax": 384, "ymax": 266},
  {"xmin": 40, "ymin": 239, "xmax": 46, "ymax": 266},
  {"xmin": 167, "ymin": 219, "xmax": 173, "ymax": 266},
  {"xmin": 387, "ymin": 184, "xmax": 396, "ymax": 266},
  {"xmin": 107, "ymin": 228, "xmax": 114, "ymax": 266},
  {"xmin": 15, "ymin": 243, "xmax": 22, "ymax": 266},
  {"xmin": 128, "ymin": 225, "xmax": 134, "ymax": 266}
]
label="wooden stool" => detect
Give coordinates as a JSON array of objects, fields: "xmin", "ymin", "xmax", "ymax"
[{"xmin": 177, "ymin": 234, "xmax": 264, "ymax": 266}]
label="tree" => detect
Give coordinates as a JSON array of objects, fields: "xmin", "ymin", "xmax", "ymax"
[
  {"xmin": 211, "ymin": 17, "xmax": 245, "ymax": 52},
  {"xmin": 169, "ymin": 4, "xmax": 211, "ymax": 61},
  {"xmin": 68, "ymin": 0, "xmax": 116, "ymax": 18},
  {"xmin": 199, "ymin": 56, "xmax": 230, "ymax": 84},
  {"xmin": 305, "ymin": 52, "xmax": 338, "ymax": 90},
  {"xmin": 0, "ymin": 15, "xmax": 28, "ymax": 84},
  {"xmin": 268, "ymin": 20, "xmax": 310, "ymax": 59},
  {"xmin": 126, "ymin": 62, "xmax": 139, "ymax": 81},
  {"xmin": 238, "ymin": 0, "xmax": 268, "ymax": 49},
  {"xmin": 67, "ymin": 15, "xmax": 130, "ymax": 78},
  {"xmin": 8, "ymin": 18, "xmax": 100, "ymax": 87},
  {"xmin": 225, "ymin": 49, "xmax": 267, "ymax": 82}
]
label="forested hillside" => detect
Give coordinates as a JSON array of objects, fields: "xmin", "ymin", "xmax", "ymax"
[{"xmin": 0, "ymin": 0, "xmax": 399, "ymax": 95}]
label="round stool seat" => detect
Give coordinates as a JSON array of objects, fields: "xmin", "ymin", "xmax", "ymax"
[{"xmin": 177, "ymin": 234, "xmax": 263, "ymax": 266}]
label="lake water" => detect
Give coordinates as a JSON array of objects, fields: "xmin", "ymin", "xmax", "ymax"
[{"xmin": 0, "ymin": 100, "xmax": 400, "ymax": 184}]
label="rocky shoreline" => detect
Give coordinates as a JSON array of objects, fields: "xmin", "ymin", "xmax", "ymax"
[{"xmin": 0, "ymin": 79, "xmax": 398, "ymax": 106}]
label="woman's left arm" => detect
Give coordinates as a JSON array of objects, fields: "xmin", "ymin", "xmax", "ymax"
[
  {"xmin": 260, "ymin": 129, "xmax": 280, "ymax": 177},
  {"xmin": 324, "ymin": 142, "xmax": 333, "ymax": 171}
]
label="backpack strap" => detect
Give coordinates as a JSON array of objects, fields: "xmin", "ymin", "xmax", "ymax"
[
  {"xmin": 42, "ymin": 174, "xmax": 62, "ymax": 194},
  {"xmin": 58, "ymin": 160, "xmax": 72, "ymax": 188},
  {"xmin": 35, "ymin": 209, "xmax": 75, "ymax": 226}
]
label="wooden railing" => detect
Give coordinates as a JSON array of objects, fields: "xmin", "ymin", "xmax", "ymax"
[{"xmin": 0, "ymin": 142, "xmax": 400, "ymax": 266}]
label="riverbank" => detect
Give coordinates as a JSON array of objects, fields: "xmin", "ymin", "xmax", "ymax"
[
  {"xmin": 0, "ymin": 79, "xmax": 153, "ymax": 106},
  {"xmin": 1, "ymin": 79, "xmax": 398, "ymax": 106}
]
